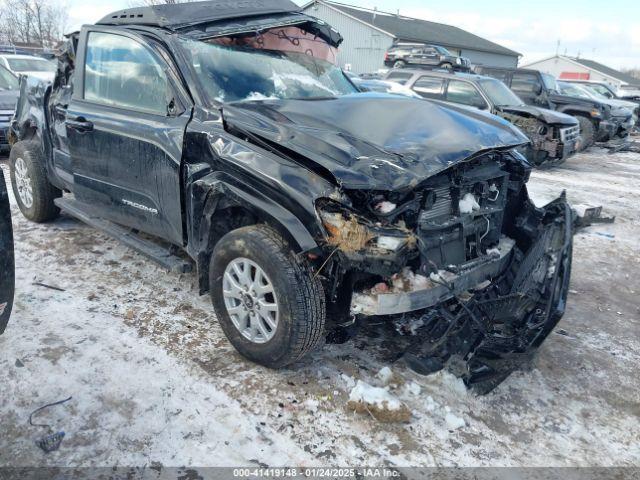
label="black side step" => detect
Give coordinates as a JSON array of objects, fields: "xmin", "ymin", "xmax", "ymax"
[{"xmin": 54, "ymin": 198, "xmax": 193, "ymax": 274}]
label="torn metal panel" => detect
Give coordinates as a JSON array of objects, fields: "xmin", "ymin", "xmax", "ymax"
[{"xmin": 399, "ymin": 195, "xmax": 574, "ymax": 394}]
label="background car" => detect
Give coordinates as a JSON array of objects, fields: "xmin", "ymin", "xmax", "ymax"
[
  {"xmin": 565, "ymin": 80, "xmax": 639, "ymax": 130},
  {"xmin": 557, "ymin": 81, "xmax": 635, "ymax": 138},
  {"xmin": 384, "ymin": 44, "xmax": 471, "ymax": 71},
  {"xmin": 345, "ymin": 71, "xmax": 421, "ymax": 98},
  {"xmin": 477, "ymin": 66, "xmax": 624, "ymax": 148},
  {"xmin": 386, "ymin": 69, "xmax": 581, "ymax": 166},
  {"xmin": 0, "ymin": 65, "xmax": 19, "ymax": 154},
  {"xmin": 0, "ymin": 54, "xmax": 57, "ymax": 82}
]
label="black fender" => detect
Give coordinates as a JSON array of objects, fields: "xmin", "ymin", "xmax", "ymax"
[
  {"xmin": 187, "ymin": 172, "xmax": 320, "ymax": 294},
  {"xmin": 0, "ymin": 172, "xmax": 14, "ymax": 334},
  {"xmin": 11, "ymin": 76, "xmax": 50, "ymax": 145},
  {"xmin": 555, "ymin": 104, "xmax": 598, "ymax": 121}
]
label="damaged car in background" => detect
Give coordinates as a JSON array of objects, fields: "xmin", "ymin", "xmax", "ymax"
[
  {"xmin": 385, "ymin": 69, "xmax": 581, "ymax": 167},
  {"xmin": 9, "ymin": 0, "xmax": 574, "ymax": 393}
]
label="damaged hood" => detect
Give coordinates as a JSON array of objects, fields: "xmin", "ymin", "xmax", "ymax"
[
  {"xmin": 497, "ymin": 104, "xmax": 578, "ymax": 126},
  {"xmin": 221, "ymin": 93, "xmax": 528, "ymax": 191}
]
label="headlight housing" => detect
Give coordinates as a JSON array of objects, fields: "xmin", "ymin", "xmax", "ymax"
[{"xmin": 317, "ymin": 200, "xmax": 414, "ymax": 254}]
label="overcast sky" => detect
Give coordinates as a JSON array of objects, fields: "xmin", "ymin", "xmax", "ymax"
[{"xmin": 66, "ymin": 0, "xmax": 640, "ymax": 69}]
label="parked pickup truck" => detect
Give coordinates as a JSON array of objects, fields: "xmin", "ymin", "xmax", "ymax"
[
  {"xmin": 8, "ymin": 0, "xmax": 575, "ymax": 393},
  {"xmin": 385, "ymin": 69, "xmax": 581, "ymax": 167},
  {"xmin": 476, "ymin": 66, "xmax": 626, "ymax": 149}
]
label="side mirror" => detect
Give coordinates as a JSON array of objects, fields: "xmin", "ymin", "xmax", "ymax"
[
  {"xmin": 534, "ymin": 84, "xmax": 544, "ymax": 96},
  {"xmin": 473, "ymin": 99, "xmax": 488, "ymax": 110}
]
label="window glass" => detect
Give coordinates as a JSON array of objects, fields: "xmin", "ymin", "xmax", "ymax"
[
  {"xmin": 6, "ymin": 58, "xmax": 56, "ymax": 73},
  {"xmin": 84, "ymin": 32, "xmax": 170, "ymax": 114},
  {"xmin": 412, "ymin": 76, "xmax": 445, "ymax": 98},
  {"xmin": 0, "ymin": 67, "xmax": 18, "ymax": 90},
  {"xmin": 445, "ymin": 80, "xmax": 486, "ymax": 107},
  {"xmin": 511, "ymin": 72, "xmax": 541, "ymax": 94},
  {"xmin": 385, "ymin": 71, "xmax": 413, "ymax": 85}
]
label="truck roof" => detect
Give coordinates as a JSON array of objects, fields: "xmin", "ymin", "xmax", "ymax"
[{"xmin": 97, "ymin": 0, "xmax": 301, "ymax": 31}]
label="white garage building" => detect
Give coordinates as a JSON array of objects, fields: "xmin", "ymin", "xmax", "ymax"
[
  {"xmin": 302, "ymin": 1, "xmax": 521, "ymax": 74},
  {"xmin": 523, "ymin": 55, "xmax": 640, "ymax": 90}
]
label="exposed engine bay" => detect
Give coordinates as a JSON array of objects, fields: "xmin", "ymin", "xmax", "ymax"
[
  {"xmin": 316, "ymin": 152, "xmax": 573, "ymax": 393},
  {"xmin": 498, "ymin": 111, "xmax": 580, "ymax": 166}
]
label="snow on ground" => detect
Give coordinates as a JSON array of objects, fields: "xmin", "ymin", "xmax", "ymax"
[{"xmin": 1, "ymin": 147, "xmax": 639, "ymax": 469}]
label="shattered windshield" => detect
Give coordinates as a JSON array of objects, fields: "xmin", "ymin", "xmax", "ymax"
[
  {"xmin": 480, "ymin": 78, "xmax": 524, "ymax": 107},
  {"xmin": 181, "ymin": 39, "xmax": 358, "ymax": 104},
  {"xmin": 434, "ymin": 46, "xmax": 452, "ymax": 55}
]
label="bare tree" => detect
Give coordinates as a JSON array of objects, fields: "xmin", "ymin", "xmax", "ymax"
[{"xmin": 0, "ymin": 0, "xmax": 68, "ymax": 47}]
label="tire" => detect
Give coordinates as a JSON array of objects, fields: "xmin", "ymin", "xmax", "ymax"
[
  {"xmin": 9, "ymin": 140, "xmax": 61, "ymax": 222},
  {"xmin": 210, "ymin": 224, "xmax": 326, "ymax": 368},
  {"xmin": 575, "ymin": 116, "xmax": 595, "ymax": 151},
  {"xmin": 393, "ymin": 60, "xmax": 406, "ymax": 69},
  {"xmin": 440, "ymin": 62, "xmax": 453, "ymax": 71}
]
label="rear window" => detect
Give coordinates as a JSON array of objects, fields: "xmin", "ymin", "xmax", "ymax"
[
  {"xmin": 512, "ymin": 72, "xmax": 542, "ymax": 94},
  {"xmin": 385, "ymin": 71, "xmax": 413, "ymax": 85}
]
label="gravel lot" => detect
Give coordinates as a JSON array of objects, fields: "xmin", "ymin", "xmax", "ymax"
[{"xmin": 0, "ymin": 146, "xmax": 639, "ymax": 469}]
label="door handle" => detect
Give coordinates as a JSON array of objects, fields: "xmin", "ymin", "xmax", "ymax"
[{"xmin": 66, "ymin": 117, "xmax": 94, "ymax": 133}]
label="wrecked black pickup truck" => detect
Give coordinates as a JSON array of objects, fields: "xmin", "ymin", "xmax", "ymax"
[{"xmin": 9, "ymin": 0, "xmax": 574, "ymax": 392}]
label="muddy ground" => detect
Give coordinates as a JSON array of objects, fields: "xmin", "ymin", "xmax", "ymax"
[{"xmin": 0, "ymin": 147, "xmax": 639, "ymax": 469}]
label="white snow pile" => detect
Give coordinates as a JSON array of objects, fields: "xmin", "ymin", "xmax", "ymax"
[
  {"xmin": 347, "ymin": 380, "xmax": 411, "ymax": 422},
  {"xmin": 459, "ymin": 193, "xmax": 481, "ymax": 214},
  {"xmin": 349, "ymin": 380, "xmax": 401, "ymax": 410},
  {"xmin": 376, "ymin": 201, "xmax": 397, "ymax": 214},
  {"xmin": 376, "ymin": 366, "xmax": 394, "ymax": 385},
  {"xmin": 445, "ymin": 411, "xmax": 466, "ymax": 430}
]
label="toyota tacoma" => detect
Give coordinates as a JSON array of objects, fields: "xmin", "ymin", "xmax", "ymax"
[{"xmin": 8, "ymin": 0, "xmax": 574, "ymax": 392}]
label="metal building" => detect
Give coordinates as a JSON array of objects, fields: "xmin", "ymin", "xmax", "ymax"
[{"xmin": 302, "ymin": 1, "xmax": 521, "ymax": 74}]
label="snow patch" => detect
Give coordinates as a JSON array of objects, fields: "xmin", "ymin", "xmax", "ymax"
[
  {"xmin": 376, "ymin": 201, "xmax": 397, "ymax": 214},
  {"xmin": 459, "ymin": 193, "xmax": 481, "ymax": 214},
  {"xmin": 348, "ymin": 381, "xmax": 401, "ymax": 411},
  {"xmin": 376, "ymin": 367, "xmax": 394, "ymax": 385},
  {"xmin": 445, "ymin": 412, "xmax": 466, "ymax": 430}
]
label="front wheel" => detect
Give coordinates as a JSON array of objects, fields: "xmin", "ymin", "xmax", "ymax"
[
  {"xmin": 9, "ymin": 140, "xmax": 61, "ymax": 222},
  {"xmin": 575, "ymin": 116, "xmax": 595, "ymax": 151},
  {"xmin": 440, "ymin": 62, "xmax": 454, "ymax": 71},
  {"xmin": 393, "ymin": 60, "xmax": 406, "ymax": 69},
  {"xmin": 210, "ymin": 225, "xmax": 326, "ymax": 368}
]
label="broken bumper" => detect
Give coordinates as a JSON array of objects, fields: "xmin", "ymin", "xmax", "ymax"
[
  {"xmin": 357, "ymin": 194, "xmax": 574, "ymax": 393},
  {"xmin": 352, "ymin": 237, "xmax": 516, "ymax": 316}
]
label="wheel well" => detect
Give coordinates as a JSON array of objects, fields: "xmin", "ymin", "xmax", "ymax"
[
  {"xmin": 19, "ymin": 121, "xmax": 38, "ymax": 141},
  {"xmin": 565, "ymin": 112, "xmax": 595, "ymax": 124},
  {"xmin": 197, "ymin": 203, "xmax": 305, "ymax": 295}
]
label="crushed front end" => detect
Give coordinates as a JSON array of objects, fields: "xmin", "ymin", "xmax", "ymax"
[
  {"xmin": 498, "ymin": 111, "xmax": 580, "ymax": 166},
  {"xmin": 316, "ymin": 150, "xmax": 573, "ymax": 393}
]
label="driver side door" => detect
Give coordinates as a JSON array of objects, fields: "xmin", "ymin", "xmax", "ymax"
[{"xmin": 66, "ymin": 27, "xmax": 192, "ymax": 245}]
